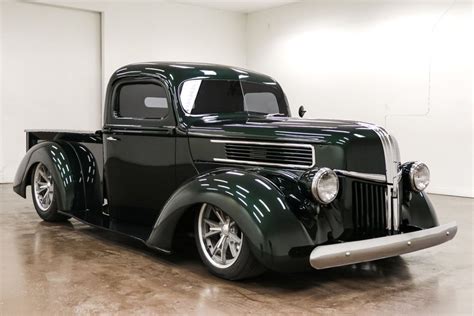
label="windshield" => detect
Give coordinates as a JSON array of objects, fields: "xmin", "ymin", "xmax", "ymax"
[{"xmin": 179, "ymin": 79, "xmax": 289, "ymax": 116}]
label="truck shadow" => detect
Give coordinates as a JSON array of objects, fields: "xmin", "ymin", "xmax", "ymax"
[{"xmin": 73, "ymin": 222, "xmax": 413, "ymax": 292}]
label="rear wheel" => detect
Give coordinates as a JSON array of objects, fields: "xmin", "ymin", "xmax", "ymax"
[
  {"xmin": 31, "ymin": 163, "xmax": 69, "ymax": 222},
  {"xmin": 195, "ymin": 203, "xmax": 265, "ymax": 280}
]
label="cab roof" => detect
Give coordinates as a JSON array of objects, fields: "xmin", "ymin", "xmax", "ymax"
[{"xmin": 110, "ymin": 62, "xmax": 277, "ymax": 87}]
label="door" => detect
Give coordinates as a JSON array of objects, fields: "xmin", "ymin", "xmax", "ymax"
[{"xmin": 103, "ymin": 78, "xmax": 176, "ymax": 229}]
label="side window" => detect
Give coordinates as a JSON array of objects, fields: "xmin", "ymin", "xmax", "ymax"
[{"xmin": 117, "ymin": 83, "xmax": 169, "ymax": 119}]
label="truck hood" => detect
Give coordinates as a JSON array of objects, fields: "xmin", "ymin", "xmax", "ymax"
[
  {"xmin": 188, "ymin": 116, "xmax": 378, "ymax": 144},
  {"xmin": 187, "ymin": 116, "xmax": 389, "ymax": 174}
]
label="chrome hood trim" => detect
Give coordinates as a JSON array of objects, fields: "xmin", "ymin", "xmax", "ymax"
[
  {"xmin": 210, "ymin": 139, "xmax": 316, "ymax": 169},
  {"xmin": 358, "ymin": 123, "xmax": 401, "ymax": 232},
  {"xmin": 334, "ymin": 169, "xmax": 386, "ymax": 183}
]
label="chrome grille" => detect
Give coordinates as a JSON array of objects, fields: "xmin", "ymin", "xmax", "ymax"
[
  {"xmin": 352, "ymin": 181, "xmax": 387, "ymax": 238},
  {"xmin": 211, "ymin": 140, "xmax": 315, "ymax": 169}
]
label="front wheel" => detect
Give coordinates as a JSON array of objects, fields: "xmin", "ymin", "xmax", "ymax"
[
  {"xmin": 31, "ymin": 163, "xmax": 70, "ymax": 222},
  {"xmin": 195, "ymin": 203, "xmax": 265, "ymax": 280}
]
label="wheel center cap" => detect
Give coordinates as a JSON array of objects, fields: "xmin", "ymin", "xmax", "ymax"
[{"xmin": 222, "ymin": 223, "xmax": 230, "ymax": 236}]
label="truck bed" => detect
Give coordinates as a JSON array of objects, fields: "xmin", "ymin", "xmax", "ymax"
[
  {"xmin": 23, "ymin": 129, "xmax": 155, "ymax": 241},
  {"xmin": 25, "ymin": 129, "xmax": 102, "ymax": 150},
  {"xmin": 26, "ymin": 129, "xmax": 104, "ymax": 182}
]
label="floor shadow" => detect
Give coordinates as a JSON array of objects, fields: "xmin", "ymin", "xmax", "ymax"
[
  {"xmin": 68, "ymin": 219, "xmax": 414, "ymax": 291},
  {"xmin": 246, "ymin": 256, "xmax": 413, "ymax": 291},
  {"xmin": 38, "ymin": 220, "xmax": 75, "ymax": 229}
]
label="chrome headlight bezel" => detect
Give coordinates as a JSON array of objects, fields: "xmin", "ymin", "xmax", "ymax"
[
  {"xmin": 311, "ymin": 168, "xmax": 339, "ymax": 204},
  {"xmin": 409, "ymin": 161, "xmax": 430, "ymax": 192}
]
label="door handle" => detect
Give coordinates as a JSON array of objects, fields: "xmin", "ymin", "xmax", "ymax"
[{"xmin": 106, "ymin": 136, "xmax": 120, "ymax": 141}]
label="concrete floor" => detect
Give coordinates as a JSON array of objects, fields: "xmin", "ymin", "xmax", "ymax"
[{"xmin": 0, "ymin": 184, "xmax": 472, "ymax": 315}]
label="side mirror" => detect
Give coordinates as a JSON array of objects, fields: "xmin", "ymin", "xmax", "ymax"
[{"xmin": 298, "ymin": 106, "xmax": 307, "ymax": 118}]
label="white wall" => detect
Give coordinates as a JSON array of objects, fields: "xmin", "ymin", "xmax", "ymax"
[
  {"xmin": 2, "ymin": 1, "xmax": 472, "ymax": 197},
  {"xmin": 0, "ymin": 1, "xmax": 247, "ymax": 183},
  {"xmin": 0, "ymin": 1, "xmax": 102, "ymax": 183},
  {"xmin": 39, "ymin": 0, "xmax": 247, "ymax": 107},
  {"xmin": 247, "ymin": 1, "xmax": 473, "ymax": 197},
  {"xmin": 100, "ymin": 2, "xmax": 246, "ymax": 88},
  {"xmin": 0, "ymin": 3, "xmax": 4, "ymax": 183}
]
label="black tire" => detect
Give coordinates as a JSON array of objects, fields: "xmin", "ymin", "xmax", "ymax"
[
  {"xmin": 31, "ymin": 163, "xmax": 70, "ymax": 222},
  {"xmin": 194, "ymin": 203, "xmax": 266, "ymax": 280}
]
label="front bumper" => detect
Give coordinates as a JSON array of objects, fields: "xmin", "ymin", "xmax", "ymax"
[{"xmin": 310, "ymin": 222, "xmax": 457, "ymax": 269}]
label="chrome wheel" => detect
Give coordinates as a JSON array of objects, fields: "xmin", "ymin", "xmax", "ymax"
[
  {"xmin": 33, "ymin": 163, "xmax": 54, "ymax": 211},
  {"xmin": 197, "ymin": 203, "xmax": 243, "ymax": 269}
]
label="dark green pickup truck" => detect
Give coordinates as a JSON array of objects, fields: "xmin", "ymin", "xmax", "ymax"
[{"xmin": 13, "ymin": 62, "xmax": 456, "ymax": 280}]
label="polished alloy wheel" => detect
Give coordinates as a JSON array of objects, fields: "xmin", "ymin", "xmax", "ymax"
[
  {"xmin": 198, "ymin": 203, "xmax": 244, "ymax": 269},
  {"xmin": 33, "ymin": 163, "xmax": 54, "ymax": 211}
]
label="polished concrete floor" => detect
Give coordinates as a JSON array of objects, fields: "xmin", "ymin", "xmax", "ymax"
[{"xmin": 0, "ymin": 184, "xmax": 472, "ymax": 315}]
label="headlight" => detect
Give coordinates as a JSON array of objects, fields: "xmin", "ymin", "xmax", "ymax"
[
  {"xmin": 409, "ymin": 162, "xmax": 430, "ymax": 192},
  {"xmin": 311, "ymin": 168, "xmax": 339, "ymax": 204}
]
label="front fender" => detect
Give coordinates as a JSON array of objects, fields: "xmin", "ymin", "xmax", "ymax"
[
  {"xmin": 402, "ymin": 191, "xmax": 439, "ymax": 229},
  {"xmin": 146, "ymin": 169, "xmax": 314, "ymax": 272}
]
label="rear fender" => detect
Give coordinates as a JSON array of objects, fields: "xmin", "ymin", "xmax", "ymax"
[
  {"xmin": 146, "ymin": 169, "xmax": 314, "ymax": 271},
  {"xmin": 13, "ymin": 142, "xmax": 77, "ymax": 210},
  {"xmin": 67, "ymin": 142, "xmax": 102, "ymax": 211},
  {"xmin": 13, "ymin": 141, "xmax": 101, "ymax": 212}
]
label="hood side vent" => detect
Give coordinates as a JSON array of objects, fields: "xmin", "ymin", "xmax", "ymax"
[{"xmin": 211, "ymin": 139, "xmax": 315, "ymax": 169}]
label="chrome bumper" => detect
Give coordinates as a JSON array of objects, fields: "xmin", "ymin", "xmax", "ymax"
[{"xmin": 310, "ymin": 222, "xmax": 457, "ymax": 269}]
